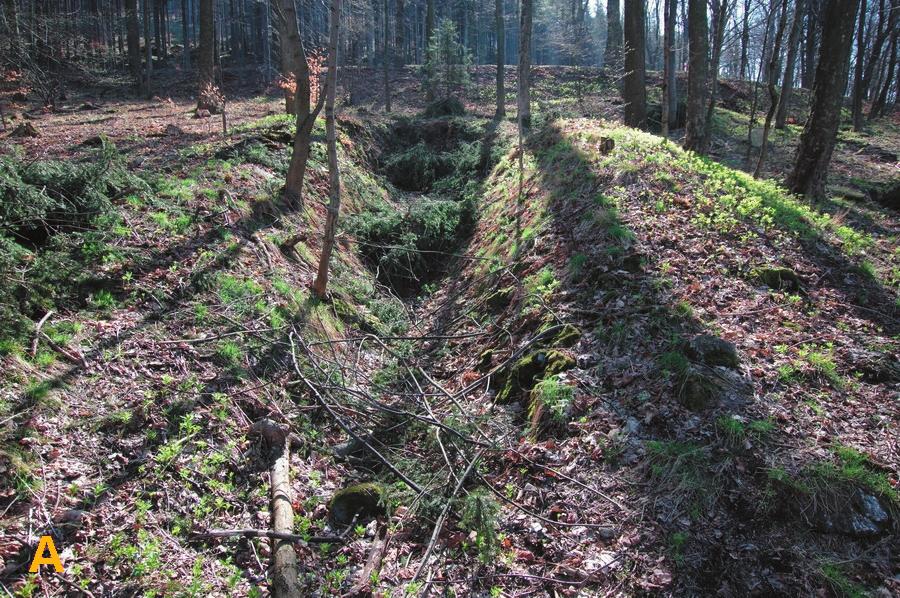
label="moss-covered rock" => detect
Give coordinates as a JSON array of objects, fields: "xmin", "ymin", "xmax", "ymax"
[
  {"xmin": 547, "ymin": 324, "xmax": 582, "ymax": 349},
  {"xmin": 477, "ymin": 349, "xmax": 496, "ymax": 371},
  {"xmin": 686, "ymin": 334, "xmax": 739, "ymax": 369},
  {"xmin": 496, "ymin": 350, "xmax": 576, "ymax": 403},
  {"xmin": 678, "ymin": 366, "xmax": 719, "ymax": 410},
  {"xmin": 328, "ymin": 482, "xmax": 386, "ymax": 527},
  {"xmin": 753, "ymin": 266, "xmax": 802, "ymax": 292}
]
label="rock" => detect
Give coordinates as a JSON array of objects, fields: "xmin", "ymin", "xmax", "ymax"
[
  {"xmin": 11, "ymin": 122, "xmax": 39, "ymax": 137},
  {"xmin": 677, "ymin": 364, "xmax": 751, "ymax": 411},
  {"xmin": 811, "ymin": 489, "xmax": 891, "ymax": 537},
  {"xmin": 496, "ymin": 350, "xmax": 576, "ymax": 403},
  {"xmin": 685, "ymin": 334, "xmax": 739, "ymax": 369},
  {"xmin": 164, "ymin": 123, "xmax": 185, "ymax": 136},
  {"xmin": 78, "ymin": 102, "xmax": 98, "ymax": 111},
  {"xmin": 194, "ymin": 108, "xmax": 211, "ymax": 119},
  {"xmin": 753, "ymin": 266, "xmax": 802, "ymax": 292},
  {"xmin": 328, "ymin": 482, "xmax": 386, "ymax": 527},
  {"xmin": 80, "ymin": 135, "xmax": 104, "ymax": 147},
  {"xmin": 547, "ymin": 323, "xmax": 582, "ymax": 349}
]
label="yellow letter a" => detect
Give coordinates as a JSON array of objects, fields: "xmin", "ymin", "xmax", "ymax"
[{"xmin": 29, "ymin": 535, "xmax": 64, "ymax": 573}]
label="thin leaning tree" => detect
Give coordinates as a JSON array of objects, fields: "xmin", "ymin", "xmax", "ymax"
[
  {"xmin": 312, "ymin": 0, "xmax": 343, "ymax": 298},
  {"xmin": 273, "ymin": 0, "xmax": 327, "ymax": 208}
]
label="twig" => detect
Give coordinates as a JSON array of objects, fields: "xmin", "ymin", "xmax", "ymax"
[
  {"xmin": 413, "ymin": 450, "xmax": 484, "ymax": 583},
  {"xmin": 50, "ymin": 571, "xmax": 98, "ymax": 598},
  {"xmin": 31, "ymin": 310, "xmax": 54, "ymax": 357},
  {"xmin": 192, "ymin": 528, "xmax": 341, "ymax": 544}
]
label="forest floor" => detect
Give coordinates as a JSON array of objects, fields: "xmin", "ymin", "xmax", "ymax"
[{"xmin": 0, "ymin": 65, "xmax": 898, "ymax": 597}]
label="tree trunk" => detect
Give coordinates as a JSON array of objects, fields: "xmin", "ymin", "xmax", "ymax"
[
  {"xmin": 662, "ymin": 0, "xmax": 677, "ymax": 134},
  {"xmin": 278, "ymin": 0, "xmax": 325, "ymax": 207},
  {"xmin": 853, "ymin": 0, "xmax": 891, "ymax": 130},
  {"xmin": 787, "ymin": 0, "xmax": 862, "ymax": 198},
  {"xmin": 126, "ymin": 0, "xmax": 141, "ymax": 82},
  {"xmin": 869, "ymin": 6, "xmax": 899, "ymax": 119},
  {"xmin": 703, "ymin": 0, "xmax": 731, "ymax": 151},
  {"xmin": 605, "ymin": 0, "xmax": 622, "ymax": 71},
  {"xmin": 850, "ymin": 0, "xmax": 868, "ymax": 130},
  {"xmin": 754, "ymin": 0, "xmax": 790, "ymax": 177},
  {"xmin": 144, "ymin": 0, "xmax": 153, "ymax": 95},
  {"xmin": 495, "ymin": 0, "xmax": 505, "ymax": 118},
  {"xmin": 622, "ymin": 0, "xmax": 646, "ymax": 128},
  {"xmin": 312, "ymin": 0, "xmax": 342, "ymax": 298},
  {"xmin": 270, "ymin": 436, "xmax": 300, "ymax": 598},
  {"xmin": 3, "ymin": 0, "xmax": 21, "ymax": 60},
  {"xmin": 197, "ymin": 0, "xmax": 215, "ymax": 110},
  {"xmin": 181, "ymin": 0, "xmax": 190, "ymax": 67},
  {"xmin": 685, "ymin": 0, "xmax": 709, "ymax": 151},
  {"xmin": 518, "ymin": 0, "xmax": 532, "ymax": 127},
  {"xmin": 425, "ymin": 0, "xmax": 434, "ymax": 100},
  {"xmin": 383, "ymin": 0, "xmax": 391, "ymax": 112},
  {"xmin": 802, "ymin": 0, "xmax": 819, "ymax": 88},
  {"xmin": 395, "ymin": 0, "xmax": 404, "ymax": 65},
  {"xmin": 739, "ymin": 0, "xmax": 751, "ymax": 79},
  {"xmin": 775, "ymin": 0, "xmax": 804, "ymax": 128}
]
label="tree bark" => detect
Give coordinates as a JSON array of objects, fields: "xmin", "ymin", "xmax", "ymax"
[
  {"xmin": 685, "ymin": 0, "xmax": 709, "ymax": 151},
  {"xmin": 495, "ymin": 0, "xmax": 505, "ymax": 118},
  {"xmin": 801, "ymin": 0, "xmax": 819, "ymax": 88},
  {"xmin": 270, "ymin": 437, "xmax": 300, "ymax": 598},
  {"xmin": 869, "ymin": 4, "xmax": 899, "ymax": 119},
  {"xmin": 3, "ymin": 0, "xmax": 21, "ymax": 61},
  {"xmin": 277, "ymin": 0, "xmax": 325, "ymax": 207},
  {"xmin": 425, "ymin": 0, "xmax": 434, "ymax": 100},
  {"xmin": 775, "ymin": 0, "xmax": 804, "ymax": 128},
  {"xmin": 662, "ymin": 0, "xmax": 677, "ymax": 134},
  {"xmin": 143, "ymin": 0, "xmax": 153, "ymax": 95},
  {"xmin": 754, "ymin": 0, "xmax": 790, "ymax": 177},
  {"xmin": 853, "ymin": 0, "xmax": 891, "ymax": 129},
  {"xmin": 312, "ymin": 0, "xmax": 342, "ymax": 298},
  {"xmin": 622, "ymin": 0, "xmax": 646, "ymax": 128},
  {"xmin": 383, "ymin": 0, "xmax": 391, "ymax": 112},
  {"xmin": 197, "ymin": 0, "xmax": 215, "ymax": 109},
  {"xmin": 703, "ymin": 0, "xmax": 732, "ymax": 150},
  {"xmin": 518, "ymin": 0, "xmax": 532, "ymax": 128},
  {"xmin": 181, "ymin": 0, "xmax": 190, "ymax": 67},
  {"xmin": 395, "ymin": 0, "xmax": 404, "ymax": 65},
  {"xmin": 787, "ymin": 0, "xmax": 862, "ymax": 198},
  {"xmin": 739, "ymin": 0, "xmax": 751, "ymax": 79},
  {"xmin": 605, "ymin": 0, "xmax": 623, "ymax": 71},
  {"xmin": 850, "ymin": 0, "xmax": 869, "ymax": 130},
  {"xmin": 126, "ymin": 0, "xmax": 141, "ymax": 83}
]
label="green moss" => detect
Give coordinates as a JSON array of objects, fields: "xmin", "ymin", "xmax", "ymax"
[
  {"xmin": 753, "ymin": 266, "xmax": 802, "ymax": 291},
  {"xmin": 328, "ymin": 482, "xmax": 386, "ymax": 526},
  {"xmin": 496, "ymin": 350, "xmax": 575, "ymax": 403}
]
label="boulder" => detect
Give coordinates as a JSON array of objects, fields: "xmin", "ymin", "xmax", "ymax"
[
  {"xmin": 809, "ymin": 488, "xmax": 892, "ymax": 537},
  {"xmin": 496, "ymin": 349, "xmax": 576, "ymax": 403},
  {"xmin": 753, "ymin": 266, "xmax": 802, "ymax": 292},
  {"xmin": 677, "ymin": 363, "xmax": 751, "ymax": 411},
  {"xmin": 685, "ymin": 334, "xmax": 739, "ymax": 369},
  {"xmin": 328, "ymin": 482, "xmax": 386, "ymax": 527}
]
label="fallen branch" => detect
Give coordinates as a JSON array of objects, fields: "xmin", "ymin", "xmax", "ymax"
[
  {"xmin": 192, "ymin": 528, "xmax": 342, "ymax": 544},
  {"xmin": 31, "ymin": 310, "xmax": 54, "ymax": 357},
  {"xmin": 270, "ymin": 437, "xmax": 301, "ymax": 598}
]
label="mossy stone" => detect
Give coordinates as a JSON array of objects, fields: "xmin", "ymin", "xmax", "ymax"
[
  {"xmin": 477, "ymin": 349, "xmax": 496, "ymax": 371},
  {"xmin": 686, "ymin": 334, "xmax": 739, "ymax": 369},
  {"xmin": 328, "ymin": 482, "xmax": 386, "ymax": 527},
  {"xmin": 754, "ymin": 266, "xmax": 802, "ymax": 291},
  {"xmin": 496, "ymin": 350, "xmax": 575, "ymax": 403},
  {"xmin": 549, "ymin": 324, "xmax": 582, "ymax": 349},
  {"xmin": 678, "ymin": 366, "xmax": 719, "ymax": 410}
]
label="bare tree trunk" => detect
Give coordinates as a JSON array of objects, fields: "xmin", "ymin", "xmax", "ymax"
[
  {"xmin": 605, "ymin": 0, "xmax": 622, "ymax": 70},
  {"xmin": 126, "ymin": 0, "xmax": 141, "ymax": 84},
  {"xmin": 277, "ymin": 0, "xmax": 325, "ymax": 207},
  {"xmin": 425, "ymin": 0, "xmax": 434, "ymax": 100},
  {"xmin": 197, "ymin": 0, "xmax": 215, "ymax": 109},
  {"xmin": 270, "ymin": 436, "xmax": 300, "ymax": 598},
  {"xmin": 518, "ymin": 0, "xmax": 532, "ymax": 127},
  {"xmin": 144, "ymin": 0, "xmax": 153, "ymax": 96},
  {"xmin": 3, "ymin": 0, "xmax": 21, "ymax": 61},
  {"xmin": 869, "ymin": 5, "xmax": 899, "ymax": 119},
  {"xmin": 495, "ymin": 0, "xmax": 505, "ymax": 118},
  {"xmin": 739, "ymin": 0, "xmax": 751, "ymax": 79},
  {"xmin": 662, "ymin": 0, "xmax": 677, "ymax": 135},
  {"xmin": 181, "ymin": 0, "xmax": 190, "ymax": 67},
  {"xmin": 850, "ymin": 0, "xmax": 869, "ymax": 130},
  {"xmin": 383, "ymin": 0, "xmax": 391, "ymax": 112},
  {"xmin": 395, "ymin": 0, "xmax": 404, "ymax": 65},
  {"xmin": 853, "ymin": 0, "xmax": 891, "ymax": 130},
  {"xmin": 622, "ymin": 0, "xmax": 647, "ymax": 128},
  {"xmin": 775, "ymin": 0, "xmax": 804, "ymax": 128},
  {"xmin": 754, "ymin": 0, "xmax": 790, "ymax": 177},
  {"xmin": 685, "ymin": 0, "xmax": 708, "ymax": 151},
  {"xmin": 703, "ymin": 0, "xmax": 732, "ymax": 150},
  {"xmin": 787, "ymin": 0, "xmax": 862, "ymax": 198},
  {"xmin": 312, "ymin": 0, "xmax": 342, "ymax": 298}
]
